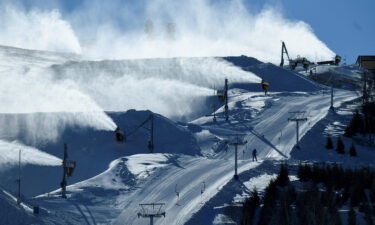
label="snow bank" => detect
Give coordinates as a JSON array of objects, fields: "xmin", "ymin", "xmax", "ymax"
[{"xmin": 125, "ymin": 154, "xmax": 169, "ymax": 178}]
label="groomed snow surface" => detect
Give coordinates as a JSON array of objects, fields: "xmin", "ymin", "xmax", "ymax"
[{"xmin": 0, "ymin": 46, "xmax": 370, "ymax": 225}]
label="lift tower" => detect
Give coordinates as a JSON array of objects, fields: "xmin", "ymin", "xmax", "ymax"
[
  {"xmin": 280, "ymin": 41, "xmax": 290, "ymax": 67},
  {"xmin": 60, "ymin": 143, "xmax": 76, "ymax": 198},
  {"xmin": 330, "ymin": 85, "xmax": 334, "ymax": 110},
  {"xmin": 224, "ymin": 78, "xmax": 229, "ymax": 121},
  {"xmin": 147, "ymin": 114, "xmax": 154, "ymax": 152},
  {"xmin": 205, "ymin": 104, "xmax": 217, "ymax": 122},
  {"xmin": 16, "ymin": 150, "xmax": 21, "ymax": 204},
  {"xmin": 288, "ymin": 111, "xmax": 308, "ymax": 148},
  {"xmin": 228, "ymin": 134, "xmax": 247, "ymax": 180},
  {"xmin": 137, "ymin": 203, "xmax": 166, "ymax": 225}
]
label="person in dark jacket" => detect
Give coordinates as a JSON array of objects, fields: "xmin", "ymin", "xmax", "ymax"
[{"xmin": 252, "ymin": 149, "xmax": 257, "ymax": 162}]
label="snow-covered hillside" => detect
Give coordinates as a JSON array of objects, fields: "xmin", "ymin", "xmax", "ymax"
[{"xmin": 0, "ymin": 45, "xmax": 369, "ymax": 225}]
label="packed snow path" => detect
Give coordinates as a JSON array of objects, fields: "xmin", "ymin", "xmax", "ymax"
[{"xmin": 113, "ymin": 90, "xmax": 356, "ymax": 225}]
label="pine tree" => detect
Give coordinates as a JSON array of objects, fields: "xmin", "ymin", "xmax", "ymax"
[
  {"xmin": 350, "ymin": 179, "xmax": 366, "ymax": 207},
  {"xmin": 297, "ymin": 163, "xmax": 304, "ymax": 181},
  {"xmin": 363, "ymin": 201, "xmax": 374, "ymax": 225},
  {"xmin": 344, "ymin": 110, "xmax": 364, "ymax": 137},
  {"xmin": 336, "ymin": 137, "xmax": 345, "ymax": 154},
  {"xmin": 344, "ymin": 125, "xmax": 355, "ymax": 137},
  {"xmin": 250, "ymin": 188, "xmax": 260, "ymax": 207},
  {"xmin": 370, "ymin": 179, "xmax": 375, "ymax": 204},
  {"xmin": 241, "ymin": 188, "xmax": 260, "ymax": 225},
  {"xmin": 325, "ymin": 136, "xmax": 334, "ymax": 149},
  {"xmin": 349, "ymin": 143, "xmax": 357, "ymax": 157},
  {"xmin": 275, "ymin": 164, "xmax": 289, "ymax": 187},
  {"xmin": 258, "ymin": 180, "xmax": 278, "ymax": 225},
  {"xmin": 362, "ymin": 102, "xmax": 375, "ymax": 134},
  {"xmin": 348, "ymin": 207, "xmax": 356, "ymax": 225},
  {"xmin": 277, "ymin": 192, "xmax": 292, "ymax": 225},
  {"xmin": 333, "ymin": 207, "xmax": 343, "ymax": 225}
]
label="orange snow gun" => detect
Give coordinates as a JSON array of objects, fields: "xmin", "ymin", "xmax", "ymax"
[
  {"xmin": 115, "ymin": 127, "xmax": 125, "ymax": 142},
  {"xmin": 261, "ymin": 80, "xmax": 270, "ymax": 91}
]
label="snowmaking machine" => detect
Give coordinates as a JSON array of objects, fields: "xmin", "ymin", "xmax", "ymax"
[
  {"xmin": 216, "ymin": 78, "xmax": 228, "ymax": 102},
  {"xmin": 114, "ymin": 114, "xmax": 154, "ymax": 152},
  {"xmin": 216, "ymin": 90, "xmax": 225, "ymax": 102},
  {"xmin": 261, "ymin": 79, "xmax": 270, "ymax": 95},
  {"xmin": 316, "ymin": 55, "xmax": 341, "ymax": 65},
  {"xmin": 115, "ymin": 127, "xmax": 125, "ymax": 142},
  {"xmin": 60, "ymin": 143, "xmax": 76, "ymax": 198},
  {"xmin": 280, "ymin": 41, "xmax": 312, "ymax": 70},
  {"xmin": 215, "ymin": 79, "xmax": 229, "ymax": 121}
]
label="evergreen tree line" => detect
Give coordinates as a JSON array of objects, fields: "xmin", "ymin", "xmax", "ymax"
[
  {"xmin": 241, "ymin": 164, "xmax": 375, "ymax": 225},
  {"xmin": 344, "ymin": 102, "xmax": 375, "ymax": 137},
  {"xmin": 325, "ymin": 136, "xmax": 357, "ymax": 156}
]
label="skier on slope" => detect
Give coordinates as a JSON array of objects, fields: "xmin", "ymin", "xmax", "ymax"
[{"xmin": 252, "ymin": 149, "xmax": 257, "ymax": 162}]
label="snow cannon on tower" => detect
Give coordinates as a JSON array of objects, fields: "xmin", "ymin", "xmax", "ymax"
[
  {"xmin": 60, "ymin": 143, "xmax": 76, "ymax": 198},
  {"xmin": 280, "ymin": 41, "xmax": 312, "ymax": 70},
  {"xmin": 215, "ymin": 78, "xmax": 228, "ymax": 102},
  {"xmin": 261, "ymin": 79, "xmax": 270, "ymax": 95},
  {"xmin": 115, "ymin": 113, "xmax": 154, "ymax": 152},
  {"xmin": 316, "ymin": 55, "xmax": 341, "ymax": 66},
  {"xmin": 335, "ymin": 55, "xmax": 342, "ymax": 65},
  {"xmin": 289, "ymin": 56, "xmax": 312, "ymax": 70},
  {"xmin": 115, "ymin": 127, "xmax": 125, "ymax": 142}
]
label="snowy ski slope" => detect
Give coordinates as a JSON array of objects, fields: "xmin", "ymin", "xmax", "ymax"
[{"xmin": 0, "ymin": 45, "xmax": 361, "ymax": 224}]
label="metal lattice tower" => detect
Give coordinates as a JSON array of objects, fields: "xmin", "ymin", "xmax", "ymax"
[
  {"xmin": 330, "ymin": 85, "xmax": 334, "ymax": 110},
  {"xmin": 363, "ymin": 70, "xmax": 370, "ymax": 104},
  {"xmin": 205, "ymin": 104, "xmax": 217, "ymax": 122},
  {"xmin": 325, "ymin": 74, "xmax": 335, "ymax": 111},
  {"xmin": 288, "ymin": 111, "xmax": 308, "ymax": 148},
  {"xmin": 224, "ymin": 78, "xmax": 229, "ymax": 121},
  {"xmin": 280, "ymin": 41, "xmax": 290, "ymax": 67},
  {"xmin": 60, "ymin": 144, "xmax": 68, "ymax": 198},
  {"xmin": 16, "ymin": 149, "xmax": 21, "ymax": 204},
  {"xmin": 147, "ymin": 114, "xmax": 154, "ymax": 152},
  {"xmin": 60, "ymin": 143, "xmax": 76, "ymax": 198},
  {"xmin": 137, "ymin": 203, "xmax": 166, "ymax": 225},
  {"xmin": 228, "ymin": 134, "xmax": 247, "ymax": 179}
]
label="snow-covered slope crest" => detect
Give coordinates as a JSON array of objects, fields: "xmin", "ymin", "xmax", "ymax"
[
  {"xmin": 32, "ymin": 153, "xmax": 176, "ymax": 224},
  {"xmin": 61, "ymin": 153, "xmax": 171, "ymax": 193},
  {"xmin": 223, "ymin": 56, "xmax": 320, "ymax": 92},
  {"xmin": 301, "ymin": 64, "xmax": 363, "ymax": 90}
]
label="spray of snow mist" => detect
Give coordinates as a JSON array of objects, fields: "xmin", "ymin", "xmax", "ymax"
[{"xmin": 0, "ymin": 140, "xmax": 62, "ymax": 167}]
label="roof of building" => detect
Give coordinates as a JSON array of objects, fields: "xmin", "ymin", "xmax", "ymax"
[{"xmin": 356, "ymin": 55, "xmax": 375, "ymax": 63}]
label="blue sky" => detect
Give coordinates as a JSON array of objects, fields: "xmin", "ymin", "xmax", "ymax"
[
  {"xmin": 3, "ymin": 0, "xmax": 374, "ymax": 63},
  {"xmin": 272, "ymin": 0, "xmax": 375, "ymax": 64},
  {"xmin": 241, "ymin": 0, "xmax": 374, "ymax": 63}
]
